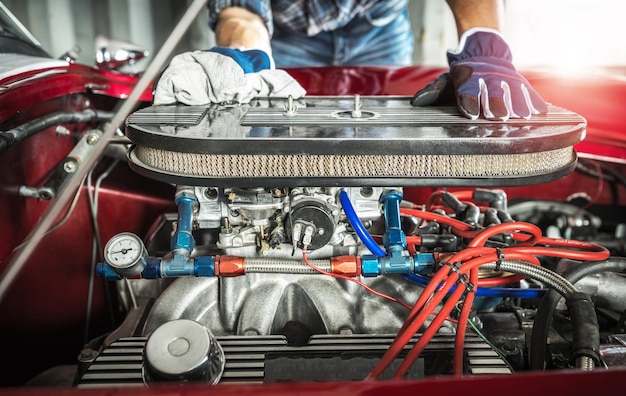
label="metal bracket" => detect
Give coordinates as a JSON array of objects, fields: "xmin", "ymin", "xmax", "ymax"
[{"xmin": 19, "ymin": 129, "xmax": 103, "ymax": 200}]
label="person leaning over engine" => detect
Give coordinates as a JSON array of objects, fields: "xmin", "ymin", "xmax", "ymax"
[
  {"xmin": 209, "ymin": 0, "xmax": 415, "ymax": 67},
  {"xmin": 155, "ymin": 0, "xmax": 547, "ymax": 122}
]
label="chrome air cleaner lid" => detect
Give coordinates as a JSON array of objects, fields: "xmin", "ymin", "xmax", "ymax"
[{"xmin": 125, "ymin": 96, "xmax": 585, "ymax": 187}]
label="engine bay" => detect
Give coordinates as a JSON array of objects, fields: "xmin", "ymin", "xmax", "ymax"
[
  {"xmin": 1, "ymin": 44, "xmax": 626, "ymax": 395},
  {"xmin": 68, "ymin": 96, "xmax": 626, "ymax": 387}
]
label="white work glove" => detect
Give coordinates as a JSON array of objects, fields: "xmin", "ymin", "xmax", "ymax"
[{"xmin": 153, "ymin": 47, "xmax": 306, "ymax": 105}]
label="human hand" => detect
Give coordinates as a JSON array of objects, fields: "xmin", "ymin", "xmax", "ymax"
[
  {"xmin": 153, "ymin": 46, "xmax": 305, "ymax": 105},
  {"xmin": 411, "ymin": 28, "xmax": 547, "ymax": 121}
]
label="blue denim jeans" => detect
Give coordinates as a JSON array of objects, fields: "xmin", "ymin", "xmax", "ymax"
[{"xmin": 271, "ymin": 7, "xmax": 414, "ymax": 67}]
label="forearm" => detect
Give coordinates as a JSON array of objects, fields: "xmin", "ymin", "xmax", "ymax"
[
  {"xmin": 215, "ymin": 7, "xmax": 272, "ymax": 54},
  {"xmin": 446, "ymin": 0, "xmax": 504, "ymax": 38}
]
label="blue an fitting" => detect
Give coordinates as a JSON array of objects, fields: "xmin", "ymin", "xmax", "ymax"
[
  {"xmin": 162, "ymin": 254, "xmax": 195, "ymax": 277},
  {"xmin": 97, "ymin": 257, "xmax": 162, "ymax": 280},
  {"xmin": 194, "ymin": 256, "xmax": 215, "ymax": 277},
  {"xmin": 380, "ymin": 190, "xmax": 406, "ymax": 250},
  {"xmin": 171, "ymin": 189, "xmax": 198, "ymax": 255},
  {"xmin": 360, "ymin": 252, "xmax": 436, "ymax": 277},
  {"xmin": 161, "ymin": 254, "xmax": 215, "ymax": 277},
  {"xmin": 142, "ymin": 257, "xmax": 163, "ymax": 278},
  {"xmin": 97, "ymin": 262, "xmax": 124, "ymax": 280},
  {"xmin": 413, "ymin": 252, "xmax": 436, "ymax": 275},
  {"xmin": 97, "ymin": 256, "xmax": 215, "ymax": 280}
]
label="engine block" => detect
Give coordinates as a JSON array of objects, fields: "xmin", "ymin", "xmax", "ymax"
[{"xmin": 85, "ymin": 95, "xmax": 621, "ymax": 387}]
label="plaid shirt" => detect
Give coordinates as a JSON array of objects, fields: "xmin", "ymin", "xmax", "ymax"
[{"xmin": 208, "ymin": 0, "xmax": 405, "ymax": 37}]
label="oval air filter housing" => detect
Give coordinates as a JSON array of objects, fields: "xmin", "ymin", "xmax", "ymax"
[{"xmin": 125, "ymin": 96, "xmax": 585, "ymax": 187}]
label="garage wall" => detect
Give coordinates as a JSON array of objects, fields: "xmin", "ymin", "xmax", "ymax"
[
  {"xmin": 4, "ymin": 0, "xmax": 624, "ymax": 73},
  {"xmin": 2, "ymin": 0, "xmax": 214, "ymax": 70},
  {"xmin": 1, "ymin": 0, "xmax": 457, "ymax": 70}
]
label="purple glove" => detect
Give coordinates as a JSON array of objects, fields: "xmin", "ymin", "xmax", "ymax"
[{"xmin": 411, "ymin": 28, "xmax": 548, "ymax": 121}]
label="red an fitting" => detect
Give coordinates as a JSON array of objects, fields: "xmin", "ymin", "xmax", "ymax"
[
  {"xmin": 331, "ymin": 256, "xmax": 360, "ymax": 277},
  {"xmin": 215, "ymin": 255, "xmax": 245, "ymax": 277}
]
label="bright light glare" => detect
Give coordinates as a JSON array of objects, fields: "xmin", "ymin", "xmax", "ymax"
[{"xmin": 505, "ymin": 0, "xmax": 626, "ymax": 75}]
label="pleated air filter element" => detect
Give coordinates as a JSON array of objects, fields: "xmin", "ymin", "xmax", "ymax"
[{"xmin": 125, "ymin": 96, "xmax": 586, "ymax": 187}]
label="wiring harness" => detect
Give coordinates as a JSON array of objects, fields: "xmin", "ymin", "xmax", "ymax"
[{"xmin": 328, "ymin": 188, "xmax": 609, "ymax": 378}]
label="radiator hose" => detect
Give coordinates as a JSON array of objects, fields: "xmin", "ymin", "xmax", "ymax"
[
  {"xmin": 0, "ymin": 109, "xmax": 114, "ymax": 154},
  {"xmin": 529, "ymin": 258, "xmax": 626, "ymax": 370}
]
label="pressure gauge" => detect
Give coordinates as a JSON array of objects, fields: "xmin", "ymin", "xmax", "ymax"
[{"xmin": 104, "ymin": 232, "xmax": 147, "ymax": 277}]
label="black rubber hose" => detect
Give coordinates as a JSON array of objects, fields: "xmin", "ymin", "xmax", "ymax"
[
  {"xmin": 529, "ymin": 257, "xmax": 626, "ymax": 370},
  {"xmin": 566, "ymin": 292, "xmax": 601, "ymax": 366},
  {"xmin": 577, "ymin": 160, "xmax": 626, "ymax": 189},
  {"xmin": 0, "ymin": 133, "xmax": 13, "ymax": 153},
  {"xmin": 0, "ymin": 109, "xmax": 114, "ymax": 155}
]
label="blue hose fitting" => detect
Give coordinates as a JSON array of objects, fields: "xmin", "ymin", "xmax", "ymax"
[
  {"xmin": 162, "ymin": 254, "xmax": 195, "ymax": 277},
  {"xmin": 194, "ymin": 255, "xmax": 216, "ymax": 277},
  {"xmin": 142, "ymin": 257, "xmax": 163, "ymax": 278},
  {"xmin": 380, "ymin": 190, "xmax": 406, "ymax": 250},
  {"xmin": 161, "ymin": 255, "xmax": 216, "ymax": 277},
  {"xmin": 98, "ymin": 255, "xmax": 216, "ymax": 280},
  {"xmin": 361, "ymin": 252, "xmax": 436, "ymax": 277},
  {"xmin": 97, "ymin": 257, "xmax": 162, "ymax": 280},
  {"xmin": 360, "ymin": 254, "xmax": 381, "ymax": 277},
  {"xmin": 171, "ymin": 188, "xmax": 198, "ymax": 255},
  {"xmin": 97, "ymin": 262, "xmax": 124, "ymax": 280},
  {"xmin": 413, "ymin": 252, "xmax": 436, "ymax": 275}
]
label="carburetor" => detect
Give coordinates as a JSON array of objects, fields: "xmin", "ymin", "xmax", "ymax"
[{"xmin": 194, "ymin": 186, "xmax": 388, "ymax": 258}]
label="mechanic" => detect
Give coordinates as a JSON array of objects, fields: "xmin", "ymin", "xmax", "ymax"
[{"xmin": 154, "ymin": 0, "xmax": 547, "ymax": 121}]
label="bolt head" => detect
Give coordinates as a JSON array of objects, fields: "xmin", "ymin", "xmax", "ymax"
[
  {"xmin": 86, "ymin": 133, "xmax": 99, "ymax": 145},
  {"xmin": 63, "ymin": 161, "xmax": 77, "ymax": 173}
]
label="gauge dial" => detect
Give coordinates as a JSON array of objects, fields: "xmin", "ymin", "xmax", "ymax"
[{"xmin": 104, "ymin": 232, "xmax": 147, "ymax": 277}]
